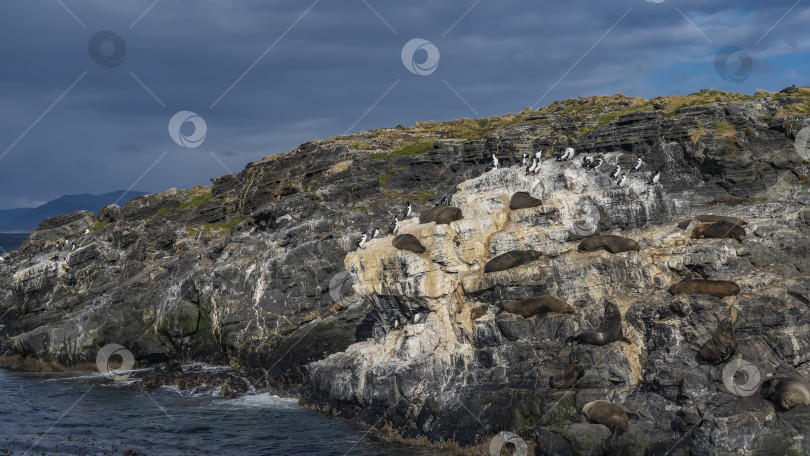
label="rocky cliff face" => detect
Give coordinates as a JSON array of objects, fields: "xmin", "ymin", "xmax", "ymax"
[{"xmin": 2, "ymin": 89, "xmax": 810, "ymax": 454}]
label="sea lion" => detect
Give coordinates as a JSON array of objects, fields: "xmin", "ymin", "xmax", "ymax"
[
  {"xmin": 582, "ymin": 400, "xmax": 629, "ymax": 436},
  {"xmin": 698, "ymin": 318, "xmax": 737, "ymax": 364},
  {"xmin": 667, "ymin": 279, "xmax": 740, "ymax": 298},
  {"xmin": 577, "ymin": 235, "xmax": 640, "ymax": 254},
  {"xmin": 470, "ymin": 306, "xmax": 488, "ymax": 320},
  {"xmin": 501, "ymin": 295, "xmax": 572, "ymax": 318},
  {"xmin": 484, "ymin": 250, "xmax": 542, "ymax": 273},
  {"xmin": 419, "ymin": 206, "xmax": 463, "ymax": 224},
  {"xmin": 509, "ymin": 192, "xmax": 542, "ymax": 210},
  {"xmin": 568, "ymin": 301, "xmax": 631, "ymax": 346},
  {"xmin": 701, "ymin": 220, "xmax": 746, "ymax": 243},
  {"xmin": 549, "ymin": 364, "xmax": 585, "ymax": 389},
  {"xmin": 677, "ymin": 214, "xmax": 748, "ymax": 230},
  {"xmin": 392, "ymin": 234, "xmax": 426, "ymax": 253},
  {"xmin": 763, "ymin": 375, "xmax": 810, "ymax": 410}
]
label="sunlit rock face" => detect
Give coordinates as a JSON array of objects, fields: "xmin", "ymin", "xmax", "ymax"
[{"xmin": 2, "ymin": 92, "xmax": 810, "ymax": 452}]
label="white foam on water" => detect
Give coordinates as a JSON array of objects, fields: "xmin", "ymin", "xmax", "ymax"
[{"xmin": 223, "ymin": 392, "xmax": 300, "ymax": 410}]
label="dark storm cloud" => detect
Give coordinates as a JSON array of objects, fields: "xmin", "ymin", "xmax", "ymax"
[{"xmin": 0, "ymin": 0, "xmax": 807, "ymax": 209}]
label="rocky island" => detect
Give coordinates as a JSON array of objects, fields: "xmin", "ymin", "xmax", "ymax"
[{"xmin": 2, "ymin": 88, "xmax": 810, "ymax": 454}]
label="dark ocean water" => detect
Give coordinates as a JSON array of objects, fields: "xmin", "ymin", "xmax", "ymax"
[
  {"xmin": 0, "ymin": 232, "xmax": 29, "ymax": 253},
  {"xmin": 0, "ymin": 368, "xmax": 443, "ymax": 456}
]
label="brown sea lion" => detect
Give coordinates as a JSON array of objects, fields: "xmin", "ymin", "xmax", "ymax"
[
  {"xmin": 698, "ymin": 319, "xmax": 737, "ymax": 364},
  {"xmin": 763, "ymin": 375, "xmax": 810, "ymax": 410},
  {"xmin": 677, "ymin": 214, "xmax": 748, "ymax": 229},
  {"xmin": 419, "ymin": 206, "xmax": 462, "ymax": 224},
  {"xmin": 392, "ymin": 234, "xmax": 426, "ymax": 253},
  {"xmin": 502, "ymin": 295, "xmax": 573, "ymax": 318},
  {"xmin": 582, "ymin": 400, "xmax": 629, "ymax": 436},
  {"xmin": 702, "ymin": 220, "xmax": 746, "ymax": 243},
  {"xmin": 577, "ymin": 235, "xmax": 640, "ymax": 254},
  {"xmin": 470, "ymin": 306, "xmax": 488, "ymax": 320},
  {"xmin": 691, "ymin": 222, "xmax": 712, "ymax": 239},
  {"xmin": 484, "ymin": 250, "xmax": 542, "ymax": 273},
  {"xmin": 667, "ymin": 279, "xmax": 740, "ymax": 298},
  {"xmin": 568, "ymin": 301, "xmax": 631, "ymax": 346},
  {"xmin": 549, "ymin": 364, "xmax": 585, "ymax": 389},
  {"xmin": 509, "ymin": 192, "xmax": 542, "ymax": 210}
]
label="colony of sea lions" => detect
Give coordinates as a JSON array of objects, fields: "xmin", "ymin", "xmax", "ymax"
[
  {"xmin": 577, "ymin": 235, "xmax": 640, "ymax": 254},
  {"xmin": 501, "ymin": 295, "xmax": 572, "ymax": 318},
  {"xmin": 698, "ymin": 318, "xmax": 737, "ymax": 364}
]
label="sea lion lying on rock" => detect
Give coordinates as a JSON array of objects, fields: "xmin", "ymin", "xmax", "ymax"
[
  {"xmin": 484, "ymin": 250, "xmax": 542, "ymax": 273},
  {"xmin": 392, "ymin": 234, "xmax": 426, "ymax": 253},
  {"xmin": 549, "ymin": 364, "xmax": 584, "ymax": 389},
  {"xmin": 577, "ymin": 235, "xmax": 640, "ymax": 254},
  {"xmin": 509, "ymin": 192, "xmax": 542, "ymax": 210},
  {"xmin": 698, "ymin": 220, "xmax": 746, "ymax": 243},
  {"xmin": 698, "ymin": 318, "xmax": 737, "ymax": 364},
  {"xmin": 667, "ymin": 279, "xmax": 740, "ymax": 298},
  {"xmin": 419, "ymin": 206, "xmax": 463, "ymax": 224},
  {"xmin": 501, "ymin": 295, "xmax": 573, "ymax": 318},
  {"xmin": 763, "ymin": 375, "xmax": 810, "ymax": 410},
  {"xmin": 677, "ymin": 214, "xmax": 747, "ymax": 229},
  {"xmin": 582, "ymin": 400, "xmax": 629, "ymax": 436},
  {"xmin": 568, "ymin": 301, "xmax": 631, "ymax": 346}
]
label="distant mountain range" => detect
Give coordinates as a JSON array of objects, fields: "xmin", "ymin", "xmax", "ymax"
[{"xmin": 0, "ymin": 191, "xmax": 148, "ymax": 231}]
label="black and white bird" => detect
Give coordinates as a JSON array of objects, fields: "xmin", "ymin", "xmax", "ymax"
[
  {"xmin": 390, "ymin": 217, "xmax": 400, "ymax": 235},
  {"xmin": 357, "ymin": 233, "xmax": 368, "ymax": 250},
  {"xmin": 630, "ymin": 157, "xmax": 642, "ymax": 173},
  {"xmin": 609, "ymin": 164, "xmax": 621, "ymax": 181},
  {"xmin": 588, "ymin": 157, "xmax": 603, "ymax": 173},
  {"xmin": 491, "ymin": 153, "xmax": 499, "ymax": 169},
  {"xmin": 83, "ymin": 229, "xmax": 90, "ymax": 235},
  {"xmin": 557, "ymin": 147, "xmax": 575, "ymax": 161},
  {"xmin": 371, "ymin": 228, "xmax": 381, "ymax": 239},
  {"xmin": 529, "ymin": 158, "xmax": 540, "ymax": 176},
  {"xmin": 617, "ymin": 173, "xmax": 628, "ymax": 188},
  {"xmin": 647, "ymin": 170, "xmax": 661, "ymax": 187},
  {"xmin": 521, "ymin": 153, "xmax": 529, "ymax": 166},
  {"xmin": 403, "ymin": 202, "xmax": 412, "ymax": 219},
  {"xmin": 440, "ymin": 196, "xmax": 451, "ymax": 206},
  {"xmin": 582, "ymin": 155, "xmax": 594, "ymax": 169},
  {"xmin": 525, "ymin": 157, "xmax": 535, "ymax": 175}
]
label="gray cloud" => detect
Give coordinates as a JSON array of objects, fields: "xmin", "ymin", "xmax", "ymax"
[{"xmin": 0, "ymin": 0, "xmax": 807, "ymax": 209}]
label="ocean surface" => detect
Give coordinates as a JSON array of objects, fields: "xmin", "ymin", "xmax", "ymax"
[
  {"xmin": 0, "ymin": 232, "xmax": 29, "ymax": 254},
  {"xmin": 0, "ymin": 367, "xmax": 443, "ymax": 455}
]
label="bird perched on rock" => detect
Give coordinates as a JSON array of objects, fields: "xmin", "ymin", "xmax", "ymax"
[
  {"xmin": 534, "ymin": 150, "xmax": 543, "ymax": 161},
  {"xmin": 582, "ymin": 155, "xmax": 594, "ymax": 169},
  {"xmin": 439, "ymin": 196, "xmax": 450, "ymax": 206},
  {"xmin": 403, "ymin": 202, "xmax": 412, "ymax": 219},
  {"xmin": 630, "ymin": 157, "xmax": 642, "ymax": 173},
  {"xmin": 389, "ymin": 217, "xmax": 400, "ymax": 235},
  {"xmin": 609, "ymin": 164, "xmax": 621, "ymax": 181},
  {"xmin": 84, "ymin": 229, "xmax": 90, "ymax": 235},
  {"xmin": 647, "ymin": 170, "xmax": 661, "ymax": 187},
  {"xmin": 588, "ymin": 157, "xmax": 603, "ymax": 173},
  {"xmin": 617, "ymin": 173, "xmax": 628, "ymax": 188},
  {"xmin": 357, "ymin": 233, "xmax": 368, "ymax": 250},
  {"xmin": 521, "ymin": 153, "xmax": 529, "ymax": 166},
  {"xmin": 485, "ymin": 153, "xmax": 499, "ymax": 171},
  {"xmin": 371, "ymin": 228, "xmax": 380, "ymax": 239},
  {"xmin": 557, "ymin": 147, "xmax": 575, "ymax": 161}
]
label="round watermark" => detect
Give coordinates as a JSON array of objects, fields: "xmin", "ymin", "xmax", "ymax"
[
  {"xmin": 96, "ymin": 343, "xmax": 135, "ymax": 381},
  {"xmin": 572, "ymin": 199, "xmax": 600, "ymax": 237},
  {"xmin": 168, "ymin": 111, "xmax": 207, "ymax": 148},
  {"xmin": 401, "ymin": 38, "xmax": 440, "ymax": 76},
  {"xmin": 722, "ymin": 358, "xmax": 762, "ymax": 396},
  {"xmin": 88, "ymin": 31, "xmax": 127, "ymax": 68},
  {"xmin": 329, "ymin": 271, "xmax": 365, "ymax": 306},
  {"xmin": 714, "ymin": 46, "xmax": 752, "ymax": 83},
  {"xmin": 794, "ymin": 125, "xmax": 810, "ymax": 161},
  {"xmin": 489, "ymin": 431, "xmax": 528, "ymax": 456}
]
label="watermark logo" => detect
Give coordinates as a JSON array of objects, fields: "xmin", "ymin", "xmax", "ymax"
[
  {"xmin": 714, "ymin": 46, "xmax": 753, "ymax": 83},
  {"xmin": 329, "ymin": 271, "xmax": 365, "ymax": 306},
  {"xmin": 722, "ymin": 358, "xmax": 762, "ymax": 396},
  {"xmin": 572, "ymin": 199, "xmax": 600, "ymax": 237},
  {"xmin": 96, "ymin": 343, "xmax": 135, "ymax": 381},
  {"xmin": 645, "ymin": 0, "xmax": 666, "ymax": 3},
  {"xmin": 489, "ymin": 431, "xmax": 528, "ymax": 456},
  {"xmin": 88, "ymin": 31, "xmax": 127, "ymax": 68},
  {"xmin": 401, "ymin": 38, "xmax": 440, "ymax": 76},
  {"xmin": 795, "ymin": 125, "xmax": 810, "ymax": 161},
  {"xmin": 168, "ymin": 111, "xmax": 207, "ymax": 148}
]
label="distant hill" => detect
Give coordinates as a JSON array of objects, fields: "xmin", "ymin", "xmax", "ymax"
[{"xmin": 0, "ymin": 191, "xmax": 148, "ymax": 231}]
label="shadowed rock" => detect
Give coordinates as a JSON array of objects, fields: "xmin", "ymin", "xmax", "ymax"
[
  {"xmin": 509, "ymin": 191, "xmax": 542, "ymax": 210},
  {"xmin": 392, "ymin": 234, "xmax": 426, "ymax": 253},
  {"xmin": 549, "ymin": 364, "xmax": 584, "ymax": 389},
  {"xmin": 484, "ymin": 250, "xmax": 542, "ymax": 273},
  {"xmin": 97, "ymin": 204, "xmax": 122, "ymax": 223}
]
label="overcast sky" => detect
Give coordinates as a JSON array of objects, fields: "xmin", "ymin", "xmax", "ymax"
[{"xmin": 0, "ymin": 0, "xmax": 807, "ymax": 209}]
